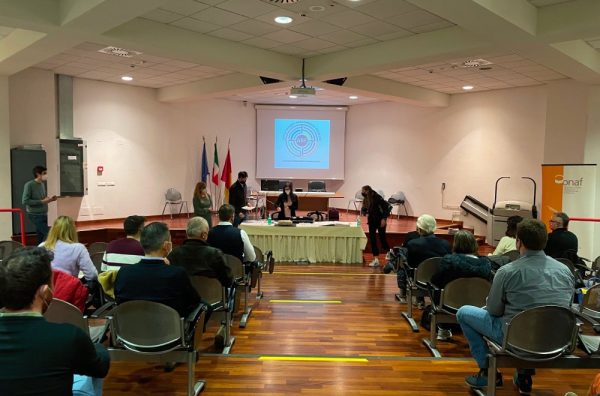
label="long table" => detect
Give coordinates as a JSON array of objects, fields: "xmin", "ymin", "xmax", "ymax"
[
  {"xmin": 258, "ymin": 191, "xmax": 344, "ymax": 212},
  {"xmin": 240, "ymin": 221, "xmax": 367, "ymax": 264}
]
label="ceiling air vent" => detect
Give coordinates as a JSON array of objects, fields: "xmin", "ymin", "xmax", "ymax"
[
  {"xmin": 460, "ymin": 58, "xmax": 493, "ymax": 68},
  {"xmin": 97, "ymin": 46, "xmax": 142, "ymax": 58}
]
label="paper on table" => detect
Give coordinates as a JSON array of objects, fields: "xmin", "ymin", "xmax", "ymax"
[{"xmin": 242, "ymin": 206, "xmax": 255, "ymax": 211}]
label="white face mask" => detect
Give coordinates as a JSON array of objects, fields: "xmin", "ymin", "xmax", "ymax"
[
  {"xmin": 284, "ymin": 189, "xmax": 291, "ymax": 194},
  {"xmin": 41, "ymin": 175, "xmax": 48, "ymax": 181}
]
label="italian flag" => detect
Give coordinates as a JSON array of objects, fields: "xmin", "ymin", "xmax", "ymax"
[{"xmin": 211, "ymin": 141, "xmax": 219, "ymax": 186}]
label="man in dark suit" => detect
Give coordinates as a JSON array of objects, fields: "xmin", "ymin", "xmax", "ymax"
[
  {"xmin": 545, "ymin": 212, "xmax": 579, "ymax": 259},
  {"xmin": 228, "ymin": 171, "xmax": 248, "ymax": 227},
  {"xmin": 402, "ymin": 214, "xmax": 451, "ymax": 306},
  {"xmin": 208, "ymin": 204, "xmax": 256, "ymax": 264},
  {"xmin": 114, "ymin": 222, "xmax": 201, "ymax": 318},
  {"xmin": 168, "ymin": 216, "xmax": 233, "ymax": 288}
]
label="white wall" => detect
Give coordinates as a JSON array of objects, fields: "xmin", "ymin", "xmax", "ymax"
[
  {"xmin": 0, "ymin": 76, "xmax": 11, "ymax": 239},
  {"xmin": 338, "ymin": 86, "xmax": 548, "ymax": 234}
]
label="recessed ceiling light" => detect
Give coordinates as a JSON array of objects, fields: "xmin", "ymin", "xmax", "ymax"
[
  {"xmin": 274, "ymin": 16, "xmax": 293, "ymax": 24},
  {"xmin": 336, "ymin": 107, "xmax": 343, "ymax": 110},
  {"xmin": 462, "ymin": 85, "xmax": 474, "ymax": 91},
  {"xmin": 121, "ymin": 76, "xmax": 133, "ymax": 81},
  {"xmin": 309, "ymin": 5, "xmax": 325, "ymax": 11},
  {"xmin": 289, "ymin": 95, "xmax": 298, "ymax": 99},
  {"xmin": 349, "ymin": 95, "xmax": 358, "ymax": 100}
]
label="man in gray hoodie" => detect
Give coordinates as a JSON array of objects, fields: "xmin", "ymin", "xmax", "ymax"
[{"xmin": 22, "ymin": 166, "xmax": 57, "ymax": 244}]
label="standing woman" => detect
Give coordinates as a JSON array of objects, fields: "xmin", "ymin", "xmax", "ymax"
[
  {"xmin": 193, "ymin": 181, "xmax": 213, "ymax": 228},
  {"xmin": 40, "ymin": 216, "xmax": 98, "ymax": 280},
  {"xmin": 275, "ymin": 182, "xmax": 298, "ymax": 219},
  {"xmin": 361, "ymin": 185, "xmax": 391, "ymax": 267}
]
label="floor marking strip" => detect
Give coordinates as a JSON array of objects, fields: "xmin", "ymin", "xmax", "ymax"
[
  {"xmin": 274, "ymin": 272, "xmax": 387, "ymax": 276},
  {"xmin": 199, "ymin": 352, "xmax": 473, "ymax": 362},
  {"xmin": 259, "ymin": 356, "xmax": 368, "ymax": 363},
  {"xmin": 269, "ymin": 299, "xmax": 342, "ymax": 304}
]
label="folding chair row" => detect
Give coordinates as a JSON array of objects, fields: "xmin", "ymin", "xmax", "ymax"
[{"xmin": 400, "ymin": 257, "xmax": 442, "ymax": 332}]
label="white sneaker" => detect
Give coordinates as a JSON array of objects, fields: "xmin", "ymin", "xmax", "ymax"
[
  {"xmin": 368, "ymin": 258, "xmax": 380, "ymax": 267},
  {"xmin": 437, "ymin": 328, "xmax": 453, "ymax": 341}
]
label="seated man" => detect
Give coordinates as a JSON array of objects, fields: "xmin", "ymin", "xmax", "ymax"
[
  {"xmin": 545, "ymin": 211, "xmax": 579, "ymax": 259},
  {"xmin": 0, "ymin": 247, "xmax": 110, "ymax": 395},
  {"xmin": 399, "ymin": 215, "xmax": 451, "ymax": 304},
  {"xmin": 457, "ymin": 219, "xmax": 575, "ymax": 393},
  {"xmin": 430, "ymin": 230, "xmax": 492, "ymax": 340},
  {"xmin": 168, "ymin": 216, "xmax": 233, "ymax": 287},
  {"xmin": 208, "ymin": 204, "xmax": 256, "ymax": 264},
  {"xmin": 114, "ymin": 222, "xmax": 201, "ymax": 318},
  {"xmin": 102, "ymin": 215, "xmax": 145, "ymax": 271}
]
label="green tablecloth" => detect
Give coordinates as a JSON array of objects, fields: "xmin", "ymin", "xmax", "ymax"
[{"xmin": 240, "ymin": 222, "xmax": 367, "ymax": 264}]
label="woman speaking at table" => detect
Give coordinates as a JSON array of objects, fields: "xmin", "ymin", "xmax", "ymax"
[{"xmin": 275, "ymin": 182, "xmax": 298, "ymax": 219}]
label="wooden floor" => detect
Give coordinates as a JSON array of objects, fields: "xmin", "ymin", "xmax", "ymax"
[{"xmin": 103, "ymin": 264, "xmax": 596, "ymax": 395}]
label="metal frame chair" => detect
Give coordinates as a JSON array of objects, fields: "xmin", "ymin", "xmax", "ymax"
[
  {"xmin": 422, "ymin": 277, "xmax": 491, "ymax": 357},
  {"xmin": 191, "ymin": 276, "xmax": 236, "ymax": 355},
  {"xmin": 44, "ymin": 298, "xmax": 108, "ymax": 343},
  {"xmin": 224, "ymin": 254, "xmax": 252, "ymax": 328},
  {"xmin": 162, "ymin": 188, "xmax": 190, "ymax": 219},
  {"xmin": 253, "ymin": 246, "xmax": 265, "ymax": 300},
  {"xmin": 90, "ymin": 251, "xmax": 104, "ymax": 274},
  {"xmin": 0, "ymin": 240, "xmax": 24, "ymax": 262},
  {"xmin": 107, "ymin": 300, "xmax": 208, "ymax": 396},
  {"xmin": 388, "ymin": 191, "xmax": 408, "ymax": 219},
  {"xmin": 473, "ymin": 305, "xmax": 579, "ymax": 396},
  {"xmin": 400, "ymin": 257, "xmax": 442, "ymax": 332},
  {"xmin": 346, "ymin": 190, "xmax": 363, "ymax": 213}
]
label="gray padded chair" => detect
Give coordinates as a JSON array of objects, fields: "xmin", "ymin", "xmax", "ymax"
[
  {"xmin": 401, "ymin": 257, "xmax": 442, "ymax": 332},
  {"xmin": 388, "ymin": 191, "xmax": 408, "ymax": 218},
  {"xmin": 346, "ymin": 190, "xmax": 364, "ymax": 213},
  {"xmin": 503, "ymin": 250, "xmax": 520, "ymax": 262},
  {"xmin": 0, "ymin": 240, "xmax": 24, "ymax": 262},
  {"xmin": 473, "ymin": 306, "xmax": 578, "ymax": 396},
  {"xmin": 90, "ymin": 252, "xmax": 104, "ymax": 274},
  {"xmin": 108, "ymin": 300, "xmax": 208, "ymax": 396},
  {"xmin": 162, "ymin": 188, "xmax": 190, "ymax": 219},
  {"xmin": 190, "ymin": 275, "xmax": 235, "ymax": 355},
  {"xmin": 44, "ymin": 298, "xmax": 107, "ymax": 343},
  {"xmin": 253, "ymin": 246, "xmax": 265, "ymax": 300},
  {"xmin": 423, "ymin": 277, "xmax": 491, "ymax": 357},
  {"xmin": 87, "ymin": 241, "xmax": 107, "ymax": 256},
  {"xmin": 224, "ymin": 254, "xmax": 252, "ymax": 328}
]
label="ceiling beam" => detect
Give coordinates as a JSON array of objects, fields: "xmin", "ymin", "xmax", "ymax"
[
  {"xmin": 101, "ymin": 18, "xmax": 300, "ymax": 81},
  {"xmin": 157, "ymin": 73, "xmax": 290, "ymax": 102},
  {"xmin": 335, "ymin": 75, "xmax": 449, "ymax": 107},
  {"xmin": 0, "ymin": 0, "xmax": 166, "ymax": 75},
  {"xmin": 307, "ymin": 26, "xmax": 492, "ymax": 81},
  {"xmin": 537, "ymin": 0, "xmax": 600, "ymax": 43},
  {"xmin": 407, "ymin": 0, "xmax": 600, "ymax": 83}
]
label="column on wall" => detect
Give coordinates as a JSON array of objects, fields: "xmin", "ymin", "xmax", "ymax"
[{"xmin": 0, "ymin": 76, "xmax": 11, "ymax": 239}]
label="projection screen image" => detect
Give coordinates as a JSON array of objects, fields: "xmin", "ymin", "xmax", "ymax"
[{"xmin": 274, "ymin": 119, "xmax": 330, "ymax": 169}]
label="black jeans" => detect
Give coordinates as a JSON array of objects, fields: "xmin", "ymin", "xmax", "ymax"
[
  {"xmin": 28, "ymin": 213, "xmax": 49, "ymax": 244},
  {"xmin": 368, "ymin": 220, "xmax": 389, "ymax": 256}
]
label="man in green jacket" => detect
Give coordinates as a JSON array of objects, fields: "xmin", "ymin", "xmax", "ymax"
[{"xmin": 22, "ymin": 165, "xmax": 57, "ymax": 244}]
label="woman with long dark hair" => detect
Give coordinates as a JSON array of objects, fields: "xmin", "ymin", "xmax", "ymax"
[
  {"xmin": 275, "ymin": 182, "xmax": 298, "ymax": 219},
  {"xmin": 361, "ymin": 185, "xmax": 391, "ymax": 267}
]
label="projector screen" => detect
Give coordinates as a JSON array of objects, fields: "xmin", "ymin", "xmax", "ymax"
[{"xmin": 256, "ymin": 105, "xmax": 346, "ymax": 180}]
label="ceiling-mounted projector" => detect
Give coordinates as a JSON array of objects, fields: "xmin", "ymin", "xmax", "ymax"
[{"xmin": 290, "ymin": 86, "xmax": 316, "ymax": 96}]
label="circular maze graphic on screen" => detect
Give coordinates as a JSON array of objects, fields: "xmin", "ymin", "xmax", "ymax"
[{"xmin": 285, "ymin": 122, "xmax": 320, "ymax": 158}]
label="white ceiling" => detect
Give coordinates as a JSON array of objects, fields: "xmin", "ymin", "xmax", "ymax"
[
  {"xmin": 142, "ymin": 0, "xmax": 454, "ymax": 57},
  {"xmin": 372, "ymin": 53, "xmax": 565, "ymax": 94},
  {"xmin": 35, "ymin": 42, "xmax": 233, "ymax": 88},
  {"xmin": 4, "ymin": 0, "xmax": 600, "ymax": 107},
  {"xmin": 0, "ymin": 26, "xmax": 14, "ymax": 41}
]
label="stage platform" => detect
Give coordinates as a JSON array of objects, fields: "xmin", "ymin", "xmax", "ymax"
[{"xmin": 14, "ymin": 210, "xmax": 493, "ymax": 258}]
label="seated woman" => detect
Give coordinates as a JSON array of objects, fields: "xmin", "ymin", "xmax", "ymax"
[
  {"xmin": 489, "ymin": 215, "xmax": 522, "ymax": 256},
  {"xmin": 274, "ymin": 182, "xmax": 298, "ymax": 219},
  {"xmin": 40, "ymin": 216, "xmax": 98, "ymax": 281},
  {"xmin": 430, "ymin": 230, "xmax": 492, "ymax": 340}
]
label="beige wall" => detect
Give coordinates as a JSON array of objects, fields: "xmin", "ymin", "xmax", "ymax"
[{"xmin": 0, "ymin": 76, "xmax": 11, "ymax": 239}]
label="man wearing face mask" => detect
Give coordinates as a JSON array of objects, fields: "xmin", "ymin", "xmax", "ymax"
[
  {"xmin": 0, "ymin": 247, "xmax": 110, "ymax": 395},
  {"xmin": 114, "ymin": 222, "xmax": 202, "ymax": 318},
  {"xmin": 228, "ymin": 171, "xmax": 248, "ymax": 227},
  {"xmin": 22, "ymin": 165, "xmax": 58, "ymax": 244},
  {"xmin": 275, "ymin": 182, "xmax": 298, "ymax": 219}
]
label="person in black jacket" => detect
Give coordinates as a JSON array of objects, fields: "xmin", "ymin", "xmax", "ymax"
[
  {"xmin": 168, "ymin": 217, "xmax": 233, "ymax": 288},
  {"xmin": 545, "ymin": 212, "xmax": 579, "ymax": 259},
  {"xmin": 0, "ymin": 247, "xmax": 110, "ymax": 396},
  {"xmin": 361, "ymin": 185, "xmax": 391, "ymax": 267},
  {"xmin": 228, "ymin": 171, "xmax": 248, "ymax": 227},
  {"xmin": 114, "ymin": 222, "xmax": 201, "ymax": 318},
  {"xmin": 274, "ymin": 182, "xmax": 298, "ymax": 219}
]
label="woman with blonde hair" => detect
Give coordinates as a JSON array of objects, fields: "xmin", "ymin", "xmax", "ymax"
[
  {"xmin": 193, "ymin": 181, "xmax": 213, "ymax": 228},
  {"xmin": 40, "ymin": 216, "xmax": 97, "ymax": 280}
]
